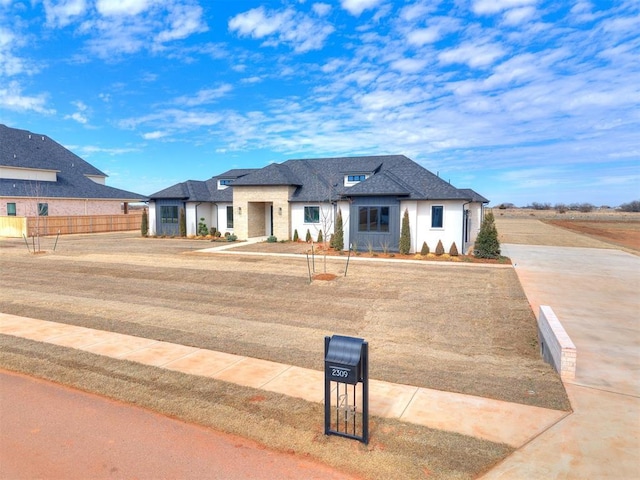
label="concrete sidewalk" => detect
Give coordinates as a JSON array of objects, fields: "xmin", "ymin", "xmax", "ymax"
[
  {"xmin": 0, "ymin": 312, "xmax": 566, "ymax": 449},
  {"xmin": 481, "ymin": 244, "xmax": 640, "ymax": 479}
]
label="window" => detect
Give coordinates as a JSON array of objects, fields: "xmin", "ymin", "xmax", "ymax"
[
  {"xmin": 160, "ymin": 206, "xmax": 178, "ymax": 224},
  {"xmin": 38, "ymin": 203, "xmax": 48, "ymax": 216},
  {"xmin": 431, "ymin": 205, "xmax": 443, "ymax": 228},
  {"xmin": 304, "ymin": 206, "xmax": 320, "ymax": 223},
  {"xmin": 219, "ymin": 179, "xmax": 232, "ymax": 185},
  {"xmin": 7, "ymin": 203, "xmax": 16, "ymax": 216},
  {"xmin": 358, "ymin": 206, "xmax": 389, "ymax": 232},
  {"xmin": 226, "ymin": 205, "xmax": 234, "ymax": 229},
  {"xmin": 348, "ymin": 174, "xmax": 366, "ymax": 182}
]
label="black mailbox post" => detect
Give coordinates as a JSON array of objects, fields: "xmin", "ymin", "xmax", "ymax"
[{"xmin": 324, "ymin": 335, "xmax": 369, "ymax": 444}]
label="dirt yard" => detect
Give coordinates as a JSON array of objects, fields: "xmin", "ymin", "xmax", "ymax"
[{"xmin": 0, "ymin": 226, "xmax": 573, "ymax": 479}]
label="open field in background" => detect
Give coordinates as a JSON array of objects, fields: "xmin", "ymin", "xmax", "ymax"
[
  {"xmin": 5, "ymin": 210, "xmax": 637, "ymax": 479},
  {"xmin": 494, "ymin": 208, "xmax": 640, "ymax": 254}
]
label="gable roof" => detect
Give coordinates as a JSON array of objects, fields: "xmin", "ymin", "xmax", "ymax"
[
  {"xmin": 459, "ymin": 188, "xmax": 490, "ymax": 203},
  {"xmin": 0, "ymin": 124, "xmax": 146, "ymax": 201},
  {"xmin": 148, "ymin": 168, "xmax": 258, "ymax": 202}
]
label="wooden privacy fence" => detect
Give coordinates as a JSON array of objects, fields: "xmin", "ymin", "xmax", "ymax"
[{"xmin": 21, "ymin": 213, "xmax": 143, "ymax": 236}]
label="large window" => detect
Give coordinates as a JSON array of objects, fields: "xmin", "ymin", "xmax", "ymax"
[
  {"xmin": 160, "ymin": 206, "xmax": 178, "ymax": 224},
  {"xmin": 304, "ymin": 206, "xmax": 320, "ymax": 223},
  {"xmin": 348, "ymin": 174, "xmax": 366, "ymax": 182},
  {"xmin": 431, "ymin": 205, "xmax": 443, "ymax": 228},
  {"xmin": 358, "ymin": 206, "xmax": 389, "ymax": 232},
  {"xmin": 226, "ymin": 205, "xmax": 234, "ymax": 229},
  {"xmin": 7, "ymin": 203, "xmax": 16, "ymax": 216},
  {"xmin": 38, "ymin": 203, "xmax": 48, "ymax": 216}
]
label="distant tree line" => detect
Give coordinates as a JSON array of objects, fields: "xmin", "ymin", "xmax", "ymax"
[{"xmin": 494, "ymin": 200, "xmax": 640, "ymax": 213}]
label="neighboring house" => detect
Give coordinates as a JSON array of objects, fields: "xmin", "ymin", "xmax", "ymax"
[
  {"xmin": 0, "ymin": 124, "xmax": 146, "ymax": 218},
  {"xmin": 149, "ymin": 155, "xmax": 489, "ymax": 254}
]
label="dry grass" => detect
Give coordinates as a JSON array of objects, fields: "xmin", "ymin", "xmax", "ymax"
[{"xmin": 0, "ymin": 229, "xmax": 573, "ymax": 479}]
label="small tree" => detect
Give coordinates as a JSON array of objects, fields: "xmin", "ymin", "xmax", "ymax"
[
  {"xmin": 198, "ymin": 217, "xmax": 209, "ymax": 236},
  {"xmin": 141, "ymin": 208, "xmax": 148, "ymax": 236},
  {"xmin": 420, "ymin": 241, "xmax": 429, "ymax": 255},
  {"xmin": 179, "ymin": 208, "xmax": 186, "ymax": 237},
  {"xmin": 305, "ymin": 229, "xmax": 312, "ymax": 242},
  {"xmin": 399, "ymin": 209, "xmax": 411, "ymax": 254},
  {"xmin": 474, "ymin": 211, "xmax": 501, "ymax": 259},
  {"xmin": 332, "ymin": 208, "xmax": 344, "ymax": 250},
  {"xmin": 317, "ymin": 230, "xmax": 323, "ymax": 243},
  {"xmin": 435, "ymin": 239, "xmax": 445, "ymax": 255},
  {"xmin": 293, "ymin": 229, "xmax": 299, "ymax": 241},
  {"xmin": 449, "ymin": 242, "xmax": 459, "ymax": 256}
]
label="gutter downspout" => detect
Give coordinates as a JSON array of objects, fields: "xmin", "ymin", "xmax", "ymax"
[
  {"xmin": 462, "ymin": 201, "xmax": 471, "ymax": 254},
  {"xmin": 195, "ymin": 202, "xmax": 202, "ymax": 236}
]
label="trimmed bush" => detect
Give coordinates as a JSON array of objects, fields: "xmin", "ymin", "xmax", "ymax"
[
  {"xmin": 140, "ymin": 209, "xmax": 148, "ymax": 236},
  {"xmin": 317, "ymin": 230, "xmax": 323, "ymax": 243},
  {"xmin": 474, "ymin": 211, "xmax": 501, "ymax": 259},
  {"xmin": 293, "ymin": 229, "xmax": 299, "ymax": 241},
  {"xmin": 435, "ymin": 239, "xmax": 445, "ymax": 255},
  {"xmin": 305, "ymin": 229, "xmax": 312, "ymax": 242},
  {"xmin": 332, "ymin": 208, "xmax": 344, "ymax": 250},
  {"xmin": 399, "ymin": 209, "xmax": 411, "ymax": 254},
  {"xmin": 267, "ymin": 235, "xmax": 277, "ymax": 243},
  {"xmin": 227, "ymin": 234, "xmax": 237, "ymax": 242},
  {"xmin": 420, "ymin": 241, "xmax": 429, "ymax": 255},
  {"xmin": 179, "ymin": 208, "xmax": 186, "ymax": 237},
  {"xmin": 449, "ymin": 242, "xmax": 459, "ymax": 256},
  {"xmin": 197, "ymin": 218, "xmax": 208, "ymax": 236}
]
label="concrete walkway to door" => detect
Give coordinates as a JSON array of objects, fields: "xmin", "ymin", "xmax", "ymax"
[{"xmin": 481, "ymin": 244, "xmax": 640, "ymax": 479}]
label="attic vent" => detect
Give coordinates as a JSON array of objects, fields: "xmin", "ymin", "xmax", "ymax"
[
  {"xmin": 29, "ymin": 134, "xmax": 31, "ymax": 139},
  {"xmin": 13, "ymin": 154, "xmax": 16, "ymax": 158},
  {"xmin": 42, "ymin": 136, "xmax": 45, "ymax": 140}
]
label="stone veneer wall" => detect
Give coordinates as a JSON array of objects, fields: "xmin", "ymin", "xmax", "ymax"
[
  {"xmin": 233, "ymin": 185, "xmax": 296, "ymax": 240},
  {"xmin": 538, "ymin": 305, "xmax": 577, "ymax": 381}
]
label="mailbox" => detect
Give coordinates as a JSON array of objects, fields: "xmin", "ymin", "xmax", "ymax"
[
  {"xmin": 325, "ymin": 335, "xmax": 364, "ymax": 385},
  {"xmin": 324, "ymin": 334, "xmax": 369, "ymax": 444}
]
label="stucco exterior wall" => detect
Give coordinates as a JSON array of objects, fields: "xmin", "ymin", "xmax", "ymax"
[
  {"xmin": 413, "ymin": 200, "xmax": 464, "ymax": 254},
  {"xmin": 0, "ymin": 197, "xmax": 125, "ymax": 216},
  {"xmin": 290, "ymin": 202, "xmax": 335, "ymax": 242}
]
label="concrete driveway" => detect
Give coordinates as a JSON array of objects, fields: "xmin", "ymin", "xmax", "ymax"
[{"xmin": 482, "ymin": 244, "xmax": 640, "ymax": 479}]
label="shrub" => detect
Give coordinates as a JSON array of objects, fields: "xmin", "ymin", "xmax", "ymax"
[
  {"xmin": 449, "ymin": 242, "xmax": 459, "ymax": 256},
  {"xmin": 227, "ymin": 234, "xmax": 237, "ymax": 242},
  {"xmin": 420, "ymin": 241, "xmax": 429, "ymax": 255},
  {"xmin": 209, "ymin": 227, "xmax": 217, "ymax": 236},
  {"xmin": 214, "ymin": 230, "xmax": 221, "ymax": 238},
  {"xmin": 140, "ymin": 209, "xmax": 148, "ymax": 236},
  {"xmin": 399, "ymin": 209, "xmax": 411, "ymax": 254},
  {"xmin": 619, "ymin": 200, "xmax": 640, "ymax": 212},
  {"xmin": 197, "ymin": 218, "xmax": 208, "ymax": 236},
  {"xmin": 435, "ymin": 239, "xmax": 445, "ymax": 255},
  {"xmin": 267, "ymin": 235, "xmax": 277, "ymax": 243},
  {"xmin": 305, "ymin": 229, "xmax": 312, "ymax": 242},
  {"xmin": 555, "ymin": 203, "xmax": 568, "ymax": 214},
  {"xmin": 293, "ymin": 229, "xmax": 299, "ymax": 241},
  {"xmin": 332, "ymin": 208, "xmax": 344, "ymax": 250},
  {"xmin": 317, "ymin": 230, "xmax": 323, "ymax": 243},
  {"xmin": 529, "ymin": 202, "xmax": 551, "ymax": 210},
  {"xmin": 224, "ymin": 231, "xmax": 230, "ymax": 237},
  {"xmin": 179, "ymin": 208, "xmax": 186, "ymax": 237},
  {"xmin": 474, "ymin": 211, "xmax": 501, "ymax": 259},
  {"xmin": 366, "ymin": 241, "xmax": 374, "ymax": 254},
  {"xmin": 380, "ymin": 239, "xmax": 390, "ymax": 254}
]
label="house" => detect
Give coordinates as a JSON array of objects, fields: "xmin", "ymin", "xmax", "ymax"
[
  {"xmin": 0, "ymin": 124, "xmax": 146, "ymax": 218},
  {"xmin": 148, "ymin": 155, "xmax": 488, "ymax": 254}
]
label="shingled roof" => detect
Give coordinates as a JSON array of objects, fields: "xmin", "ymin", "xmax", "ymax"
[
  {"xmin": 148, "ymin": 154, "xmax": 488, "ymax": 204},
  {"xmin": 0, "ymin": 124, "xmax": 145, "ymax": 201}
]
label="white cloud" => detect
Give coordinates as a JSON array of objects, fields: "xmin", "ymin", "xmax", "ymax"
[
  {"xmin": 390, "ymin": 57, "xmax": 427, "ymax": 73},
  {"xmin": 439, "ymin": 42, "xmax": 506, "ymax": 68},
  {"xmin": 155, "ymin": 3, "xmax": 207, "ymax": 44},
  {"xmin": 472, "ymin": 0, "xmax": 537, "ymax": 15},
  {"xmin": 0, "ymin": 81, "xmax": 54, "ymax": 114},
  {"xmin": 173, "ymin": 84, "xmax": 233, "ymax": 107},
  {"xmin": 43, "ymin": 0, "xmax": 87, "ymax": 27},
  {"xmin": 64, "ymin": 100, "xmax": 89, "ymax": 124},
  {"xmin": 502, "ymin": 6, "xmax": 536, "ymax": 25},
  {"xmin": 228, "ymin": 6, "xmax": 334, "ymax": 53},
  {"xmin": 95, "ymin": 0, "xmax": 157, "ymax": 17},
  {"xmin": 340, "ymin": 0, "xmax": 383, "ymax": 17},
  {"xmin": 312, "ymin": 3, "xmax": 332, "ymax": 16},
  {"xmin": 142, "ymin": 130, "xmax": 167, "ymax": 139}
]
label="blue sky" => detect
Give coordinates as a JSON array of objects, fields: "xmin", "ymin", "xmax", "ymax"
[{"xmin": 1, "ymin": 0, "xmax": 638, "ymax": 206}]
